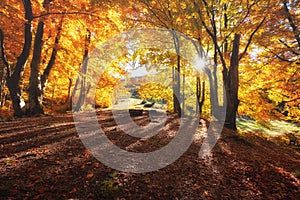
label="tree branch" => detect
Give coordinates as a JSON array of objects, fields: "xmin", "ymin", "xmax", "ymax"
[
  {"xmin": 12, "ymin": 0, "xmax": 33, "ymax": 78},
  {"xmin": 279, "ymin": 39, "xmax": 300, "ymax": 56},
  {"xmin": 220, "ymin": 0, "xmax": 259, "ymax": 48},
  {"xmin": 41, "ymin": 16, "xmax": 64, "ymax": 91},
  {"xmin": 239, "ymin": 17, "xmax": 266, "ymax": 60},
  {"xmin": 33, "ymin": 11, "xmax": 101, "ymax": 19},
  {"xmin": 283, "ymin": 0, "xmax": 300, "ymax": 49}
]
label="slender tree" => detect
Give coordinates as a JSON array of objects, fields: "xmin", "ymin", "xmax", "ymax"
[{"xmin": 73, "ymin": 29, "xmax": 91, "ymax": 112}]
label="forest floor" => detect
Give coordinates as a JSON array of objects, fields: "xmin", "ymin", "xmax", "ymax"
[{"xmin": 0, "ymin": 109, "xmax": 299, "ymax": 200}]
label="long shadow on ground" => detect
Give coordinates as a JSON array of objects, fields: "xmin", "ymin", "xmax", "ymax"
[{"xmin": 0, "ymin": 110, "xmax": 299, "ymax": 199}]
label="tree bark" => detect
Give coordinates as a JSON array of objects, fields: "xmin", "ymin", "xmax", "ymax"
[
  {"xmin": 196, "ymin": 77, "xmax": 205, "ymax": 116},
  {"xmin": 0, "ymin": 29, "xmax": 8, "ymax": 108},
  {"xmin": 224, "ymin": 34, "xmax": 241, "ymax": 130},
  {"xmin": 174, "ymin": 55, "xmax": 181, "ymax": 117},
  {"xmin": 28, "ymin": 0, "xmax": 58, "ymax": 115},
  {"xmin": 6, "ymin": 0, "xmax": 33, "ymax": 117},
  {"xmin": 74, "ymin": 30, "xmax": 91, "ymax": 112},
  {"xmin": 282, "ymin": 0, "xmax": 300, "ymax": 49},
  {"xmin": 41, "ymin": 16, "xmax": 64, "ymax": 94},
  {"xmin": 171, "ymin": 31, "xmax": 181, "ymax": 117},
  {"xmin": 66, "ymin": 77, "xmax": 72, "ymax": 103},
  {"xmin": 28, "ymin": 21, "xmax": 45, "ymax": 115},
  {"xmin": 70, "ymin": 75, "xmax": 80, "ymax": 109}
]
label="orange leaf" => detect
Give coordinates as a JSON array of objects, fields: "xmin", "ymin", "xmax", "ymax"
[
  {"xmin": 86, "ymin": 173, "xmax": 94, "ymax": 179},
  {"xmin": 83, "ymin": 150, "xmax": 91, "ymax": 156},
  {"xmin": 69, "ymin": 188, "xmax": 78, "ymax": 194},
  {"xmin": 67, "ymin": 152, "xmax": 73, "ymax": 156}
]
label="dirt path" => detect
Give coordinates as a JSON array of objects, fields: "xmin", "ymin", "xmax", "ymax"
[{"xmin": 0, "ymin": 110, "xmax": 299, "ymax": 199}]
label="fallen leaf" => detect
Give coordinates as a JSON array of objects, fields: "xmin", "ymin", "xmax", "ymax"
[
  {"xmin": 69, "ymin": 188, "xmax": 78, "ymax": 194},
  {"xmin": 83, "ymin": 150, "xmax": 91, "ymax": 156},
  {"xmin": 192, "ymin": 183, "xmax": 201, "ymax": 190},
  {"xmin": 86, "ymin": 173, "xmax": 94, "ymax": 179}
]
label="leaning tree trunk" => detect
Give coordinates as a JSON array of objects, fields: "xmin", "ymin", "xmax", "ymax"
[
  {"xmin": 28, "ymin": 21, "xmax": 45, "ymax": 115},
  {"xmin": 40, "ymin": 16, "xmax": 63, "ymax": 94},
  {"xmin": 224, "ymin": 34, "xmax": 241, "ymax": 130},
  {"xmin": 5, "ymin": 0, "xmax": 33, "ymax": 117}
]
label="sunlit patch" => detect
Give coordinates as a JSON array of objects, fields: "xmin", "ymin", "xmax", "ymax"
[
  {"xmin": 274, "ymin": 166, "xmax": 300, "ymax": 187},
  {"xmin": 192, "ymin": 119, "xmax": 207, "ymax": 141},
  {"xmin": 20, "ymin": 99, "xmax": 26, "ymax": 109},
  {"xmin": 194, "ymin": 56, "xmax": 207, "ymax": 72}
]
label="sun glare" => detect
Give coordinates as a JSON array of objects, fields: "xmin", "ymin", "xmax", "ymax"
[{"xmin": 194, "ymin": 56, "xmax": 207, "ymax": 72}]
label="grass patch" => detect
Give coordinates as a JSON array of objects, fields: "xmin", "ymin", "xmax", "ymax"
[
  {"xmin": 100, "ymin": 172, "xmax": 119, "ymax": 193},
  {"xmin": 237, "ymin": 118, "xmax": 300, "ymax": 145},
  {"xmin": 237, "ymin": 119, "xmax": 299, "ymax": 136}
]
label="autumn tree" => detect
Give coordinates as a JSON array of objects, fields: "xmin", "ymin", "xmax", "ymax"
[
  {"xmin": 239, "ymin": 0, "xmax": 300, "ymax": 122},
  {"xmin": 28, "ymin": 0, "xmax": 51, "ymax": 115},
  {"xmin": 0, "ymin": 0, "xmax": 126, "ymax": 116},
  {"xmin": 128, "ymin": 0, "xmax": 199, "ymax": 116},
  {"xmin": 0, "ymin": 0, "xmax": 33, "ymax": 117},
  {"xmin": 192, "ymin": 0, "xmax": 268, "ymax": 129},
  {"xmin": 73, "ymin": 29, "xmax": 91, "ymax": 112},
  {"xmin": 28, "ymin": 0, "xmax": 98, "ymax": 115}
]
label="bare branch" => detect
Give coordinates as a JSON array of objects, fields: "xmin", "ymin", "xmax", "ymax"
[
  {"xmin": 140, "ymin": 0, "xmax": 170, "ymax": 28},
  {"xmin": 32, "ymin": 11, "xmax": 101, "ymax": 19},
  {"xmin": 283, "ymin": 0, "xmax": 300, "ymax": 48},
  {"xmin": 195, "ymin": 0, "xmax": 227, "ymax": 70},
  {"xmin": 239, "ymin": 17, "xmax": 266, "ymax": 60},
  {"xmin": 279, "ymin": 39, "xmax": 300, "ymax": 56},
  {"xmin": 221, "ymin": 0, "xmax": 262, "ymax": 48}
]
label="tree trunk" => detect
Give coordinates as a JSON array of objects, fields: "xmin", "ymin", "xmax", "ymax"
[
  {"xmin": 174, "ymin": 56, "xmax": 181, "ymax": 117},
  {"xmin": 74, "ymin": 57, "xmax": 88, "ymax": 112},
  {"xmin": 6, "ymin": 0, "xmax": 33, "ymax": 117},
  {"xmin": 182, "ymin": 69, "xmax": 185, "ymax": 116},
  {"xmin": 66, "ymin": 77, "xmax": 72, "ymax": 103},
  {"xmin": 171, "ymin": 31, "xmax": 181, "ymax": 117},
  {"xmin": 70, "ymin": 76, "xmax": 80, "ymax": 109},
  {"xmin": 203, "ymin": 66, "xmax": 219, "ymax": 117},
  {"xmin": 0, "ymin": 78, "xmax": 6, "ymax": 108},
  {"xmin": 28, "ymin": 21, "xmax": 45, "ymax": 115},
  {"xmin": 224, "ymin": 34, "xmax": 241, "ymax": 130},
  {"xmin": 196, "ymin": 77, "xmax": 205, "ymax": 116},
  {"xmin": 28, "ymin": 0, "xmax": 58, "ymax": 116},
  {"xmin": 74, "ymin": 30, "xmax": 91, "ymax": 112},
  {"xmin": 41, "ymin": 16, "xmax": 64, "ymax": 94},
  {"xmin": 282, "ymin": 0, "xmax": 300, "ymax": 49},
  {"xmin": 0, "ymin": 29, "xmax": 8, "ymax": 108}
]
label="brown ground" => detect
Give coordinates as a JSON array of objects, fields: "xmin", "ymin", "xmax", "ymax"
[{"xmin": 0, "ymin": 110, "xmax": 299, "ymax": 199}]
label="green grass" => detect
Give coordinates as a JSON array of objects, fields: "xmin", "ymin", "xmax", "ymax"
[{"xmin": 237, "ymin": 118, "xmax": 300, "ymax": 137}]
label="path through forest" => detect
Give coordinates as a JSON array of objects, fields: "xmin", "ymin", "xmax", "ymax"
[{"xmin": 0, "ymin": 110, "xmax": 299, "ymax": 199}]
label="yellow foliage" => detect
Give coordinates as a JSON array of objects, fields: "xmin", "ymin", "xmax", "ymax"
[
  {"xmin": 137, "ymin": 82, "xmax": 173, "ymax": 111},
  {"xmin": 95, "ymin": 87, "xmax": 113, "ymax": 108}
]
